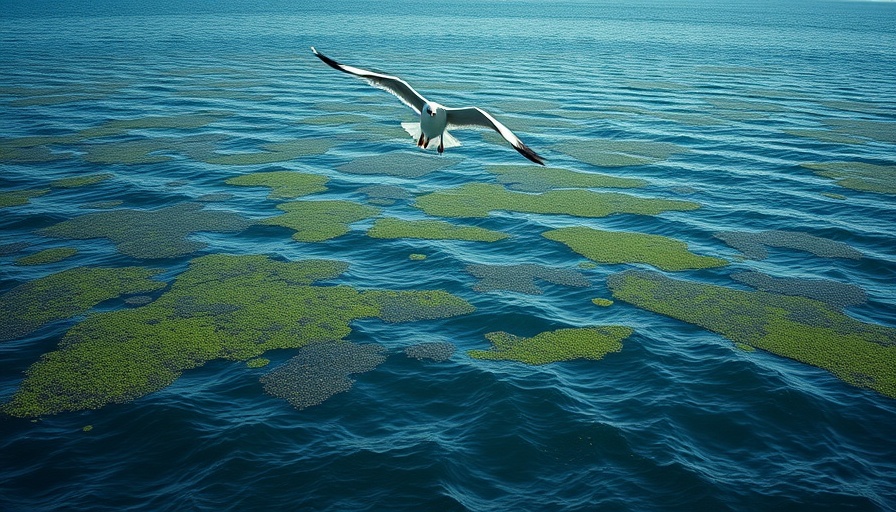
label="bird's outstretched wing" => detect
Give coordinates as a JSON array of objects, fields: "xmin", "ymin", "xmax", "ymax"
[
  {"xmin": 446, "ymin": 107, "xmax": 545, "ymax": 165},
  {"xmin": 311, "ymin": 47, "xmax": 427, "ymax": 115}
]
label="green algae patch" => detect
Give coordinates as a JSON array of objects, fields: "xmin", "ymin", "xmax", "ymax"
[
  {"xmin": 0, "ymin": 266, "xmax": 165, "ymax": 343},
  {"xmin": 261, "ymin": 200, "xmax": 379, "ymax": 242},
  {"xmin": 555, "ymin": 139, "xmax": 687, "ymax": 167},
  {"xmin": 204, "ymin": 139, "xmax": 334, "ymax": 165},
  {"xmin": 1, "ymin": 254, "xmax": 474, "ymax": 417},
  {"xmin": 41, "ymin": 203, "xmax": 252, "ymax": 259},
  {"xmin": 607, "ymin": 270, "xmax": 896, "ymax": 398},
  {"xmin": 466, "ymin": 263, "xmax": 590, "ymax": 294},
  {"xmin": 802, "ymin": 162, "xmax": 896, "ymax": 196},
  {"xmin": 81, "ymin": 140, "xmax": 174, "ymax": 165},
  {"xmin": 409, "ymin": 253, "xmax": 427, "ymax": 261},
  {"xmin": 337, "ymin": 152, "xmax": 460, "ymax": 178},
  {"xmin": 486, "ymin": 164, "xmax": 646, "ymax": 192},
  {"xmin": 50, "ymin": 173, "xmax": 114, "ymax": 189},
  {"xmin": 823, "ymin": 119, "xmax": 896, "ymax": 144},
  {"xmin": 15, "ymin": 247, "xmax": 78, "ymax": 266},
  {"xmin": 714, "ymin": 230, "xmax": 862, "ymax": 260},
  {"xmin": 405, "ymin": 341, "xmax": 456, "ymax": 362},
  {"xmin": 592, "ymin": 298, "xmax": 614, "ymax": 307},
  {"xmin": 246, "ymin": 358, "xmax": 270, "ymax": 368},
  {"xmin": 415, "ymin": 183, "xmax": 699, "ymax": 219},
  {"xmin": 0, "ymin": 188, "xmax": 50, "ymax": 208},
  {"xmin": 364, "ymin": 289, "xmax": 475, "ymax": 323},
  {"xmin": 544, "ymin": 226, "xmax": 728, "ymax": 271},
  {"xmin": 468, "ymin": 327, "xmax": 631, "ymax": 365},
  {"xmin": 225, "ymin": 170, "xmax": 328, "ymax": 199},
  {"xmin": 367, "ymin": 217, "xmax": 509, "ymax": 242}
]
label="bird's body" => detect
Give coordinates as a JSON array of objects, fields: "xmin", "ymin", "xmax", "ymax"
[{"xmin": 311, "ymin": 47, "xmax": 545, "ymax": 165}]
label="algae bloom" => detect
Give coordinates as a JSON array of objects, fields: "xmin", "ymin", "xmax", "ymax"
[
  {"xmin": 261, "ymin": 200, "xmax": 380, "ymax": 242},
  {"xmin": 607, "ymin": 270, "xmax": 896, "ymax": 399},
  {"xmin": 367, "ymin": 217, "xmax": 509, "ymax": 242},
  {"xmin": 544, "ymin": 226, "xmax": 728, "ymax": 271},
  {"xmin": 1, "ymin": 254, "xmax": 474, "ymax": 417},
  {"xmin": 468, "ymin": 327, "xmax": 631, "ymax": 365},
  {"xmin": 225, "ymin": 170, "xmax": 328, "ymax": 199},
  {"xmin": 466, "ymin": 263, "xmax": 591, "ymax": 294}
]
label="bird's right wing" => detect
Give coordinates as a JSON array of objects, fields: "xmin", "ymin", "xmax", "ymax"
[
  {"xmin": 446, "ymin": 107, "xmax": 545, "ymax": 165},
  {"xmin": 311, "ymin": 47, "xmax": 427, "ymax": 115}
]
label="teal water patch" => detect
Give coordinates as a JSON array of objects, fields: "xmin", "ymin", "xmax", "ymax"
[
  {"xmin": 607, "ymin": 270, "xmax": 896, "ymax": 399},
  {"xmin": 50, "ymin": 173, "xmax": 114, "ymax": 189},
  {"xmin": 0, "ymin": 266, "xmax": 164, "ymax": 343},
  {"xmin": 466, "ymin": 263, "xmax": 591, "ymax": 294},
  {"xmin": 261, "ymin": 200, "xmax": 380, "ymax": 242},
  {"xmin": 357, "ymin": 184, "xmax": 412, "ymax": 206},
  {"xmin": 41, "ymin": 203, "xmax": 252, "ymax": 259},
  {"xmin": 203, "ymin": 139, "xmax": 334, "ymax": 165},
  {"xmin": 468, "ymin": 327, "xmax": 631, "ymax": 365}
]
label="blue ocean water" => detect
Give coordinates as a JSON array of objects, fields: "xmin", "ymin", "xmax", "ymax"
[{"xmin": 1, "ymin": 0, "xmax": 896, "ymax": 510}]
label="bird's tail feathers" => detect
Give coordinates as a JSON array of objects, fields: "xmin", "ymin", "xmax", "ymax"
[{"xmin": 400, "ymin": 122, "xmax": 462, "ymax": 150}]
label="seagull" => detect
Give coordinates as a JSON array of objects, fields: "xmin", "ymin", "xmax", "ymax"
[{"xmin": 311, "ymin": 47, "xmax": 545, "ymax": 165}]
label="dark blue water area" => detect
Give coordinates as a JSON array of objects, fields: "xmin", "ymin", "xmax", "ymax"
[{"xmin": 2, "ymin": 0, "xmax": 896, "ymax": 510}]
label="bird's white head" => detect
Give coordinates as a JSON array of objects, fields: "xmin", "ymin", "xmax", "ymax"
[{"xmin": 423, "ymin": 103, "xmax": 437, "ymax": 117}]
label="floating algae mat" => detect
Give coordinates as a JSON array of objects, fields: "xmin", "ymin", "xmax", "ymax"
[
  {"xmin": 14, "ymin": 247, "xmax": 78, "ymax": 266},
  {"xmin": 261, "ymin": 200, "xmax": 380, "ymax": 242},
  {"xmin": 357, "ymin": 184, "xmax": 412, "ymax": 206},
  {"xmin": 337, "ymin": 152, "xmax": 461, "ymax": 178},
  {"xmin": 0, "ymin": 266, "xmax": 165, "ymax": 343},
  {"xmin": 367, "ymin": 218, "xmax": 509, "ymax": 242},
  {"xmin": 607, "ymin": 270, "xmax": 896, "ymax": 398},
  {"xmin": 41, "ymin": 203, "xmax": 252, "ymax": 259},
  {"xmin": 1, "ymin": 254, "xmax": 474, "ymax": 417},
  {"xmin": 50, "ymin": 173, "xmax": 114, "ymax": 189},
  {"xmin": 405, "ymin": 341, "xmax": 456, "ymax": 362},
  {"xmin": 714, "ymin": 230, "xmax": 863, "ymax": 260},
  {"xmin": 801, "ymin": 162, "xmax": 896, "ymax": 196},
  {"xmin": 486, "ymin": 164, "xmax": 646, "ymax": 192},
  {"xmin": 822, "ymin": 119, "xmax": 896, "ymax": 144},
  {"xmin": 730, "ymin": 271, "xmax": 867, "ymax": 310},
  {"xmin": 225, "ymin": 170, "xmax": 329, "ymax": 199},
  {"xmin": 260, "ymin": 341, "xmax": 387, "ymax": 410},
  {"xmin": 544, "ymin": 226, "xmax": 728, "ymax": 271},
  {"xmin": 468, "ymin": 327, "xmax": 631, "ymax": 365},
  {"xmin": 466, "ymin": 263, "xmax": 591, "ymax": 294},
  {"xmin": 415, "ymin": 183, "xmax": 699, "ymax": 218},
  {"xmin": 0, "ymin": 188, "xmax": 50, "ymax": 208},
  {"xmin": 555, "ymin": 139, "xmax": 688, "ymax": 167}
]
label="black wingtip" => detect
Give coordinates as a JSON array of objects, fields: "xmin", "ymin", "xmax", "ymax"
[
  {"xmin": 311, "ymin": 47, "xmax": 346, "ymax": 74},
  {"xmin": 516, "ymin": 143, "xmax": 546, "ymax": 165}
]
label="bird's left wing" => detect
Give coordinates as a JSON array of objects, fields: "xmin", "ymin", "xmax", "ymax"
[
  {"xmin": 311, "ymin": 47, "xmax": 427, "ymax": 115},
  {"xmin": 446, "ymin": 107, "xmax": 545, "ymax": 165}
]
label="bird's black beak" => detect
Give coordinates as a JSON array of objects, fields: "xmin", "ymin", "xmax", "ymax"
[{"xmin": 428, "ymin": 111, "xmax": 437, "ymax": 117}]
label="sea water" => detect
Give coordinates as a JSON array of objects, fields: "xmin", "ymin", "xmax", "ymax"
[{"xmin": 1, "ymin": 0, "xmax": 896, "ymax": 510}]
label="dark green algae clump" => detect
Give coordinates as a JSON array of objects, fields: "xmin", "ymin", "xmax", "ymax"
[
  {"xmin": 41, "ymin": 203, "xmax": 252, "ymax": 259},
  {"xmin": 261, "ymin": 200, "xmax": 380, "ymax": 242},
  {"xmin": 607, "ymin": 270, "xmax": 896, "ymax": 398},
  {"xmin": 415, "ymin": 183, "xmax": 699, "ymax": 218},
  {"xmin": 367, "ymin": 217, "xmax": 508, "ymax": 242},
  {"xmin": 468, "ymin": 327, "xmax": 632, "ymax": 365},
  {"xmin": 225, "ymin": 170, "xmax": 328, "ymax": 199},
  {"xmin": 1, "ymin": 254, "xmax": 474, "ymax": 417}
]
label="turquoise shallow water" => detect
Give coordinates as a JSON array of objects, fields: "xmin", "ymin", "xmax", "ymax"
[{"xmin": 2, "ymin": 0, "xmax": 896, "ymax": 510}]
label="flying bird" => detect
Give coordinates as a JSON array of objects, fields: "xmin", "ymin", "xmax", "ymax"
[{"xmin": 311, "ymin": 47, "xmax": 545, "ymax": 165}]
